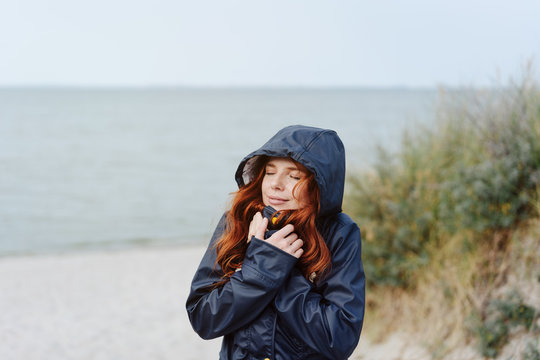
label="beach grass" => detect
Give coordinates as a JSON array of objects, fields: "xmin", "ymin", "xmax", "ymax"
[{"xmin": 345, "ymin": 65, "xmax": 540, "ymax": 358}]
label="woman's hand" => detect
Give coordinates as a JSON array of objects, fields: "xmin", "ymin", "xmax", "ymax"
[
  {"xmin": 248, "ymin": 212, "xmax": 268, "ymax": 242},
  {"xmin": 266, "ymin": 224, "xmax": 304, "ymax": 259},
  {"xmin": 248, "ymin": 212, "xmax": 303, "ymax": 258}
]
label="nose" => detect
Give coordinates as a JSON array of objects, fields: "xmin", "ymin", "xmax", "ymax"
[{"xmin": 270, "ymin": 173, "xmax": 285, "ymax": 190}]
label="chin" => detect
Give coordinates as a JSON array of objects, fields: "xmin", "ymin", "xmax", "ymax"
[{"xmin": 274, "ymin": 205, "xmax": 298, "ymax": 211}]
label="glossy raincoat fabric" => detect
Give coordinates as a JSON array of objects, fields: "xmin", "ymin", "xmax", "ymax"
[{"xmin": 186, "ymin": 125, "xmax": 365, "ymax": 359}]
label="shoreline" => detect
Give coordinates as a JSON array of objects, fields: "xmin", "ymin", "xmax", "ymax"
[{"xmin": 0, "ymin": 238, "xmax": 212, "ymax": 259}]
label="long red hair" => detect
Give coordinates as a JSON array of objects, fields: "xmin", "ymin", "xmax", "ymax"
[{"xmin": 214, "ymin": 155, "xmax": 331, "ymax": 285}]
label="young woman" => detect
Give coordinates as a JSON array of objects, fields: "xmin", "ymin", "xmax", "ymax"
[{"xmin": 186, "ymin": 125, "xmax": 365, "ymax": 360}]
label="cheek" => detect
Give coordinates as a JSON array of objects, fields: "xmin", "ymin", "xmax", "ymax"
[
  {"xmin": 292, "ymin": 183, "xmax": 308, "ymax": 204},
  {"xmin": 261, "ymin": 178, "xmax": 270, "ymax": 194}
]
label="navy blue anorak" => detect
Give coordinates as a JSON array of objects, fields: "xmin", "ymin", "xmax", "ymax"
[{"xmin": 186, "ymin": 125, "xmax": 365, "ymax": 359}]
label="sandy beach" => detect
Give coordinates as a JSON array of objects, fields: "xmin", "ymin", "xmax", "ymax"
[
  {"xmin": 0, "ymin": 246, "xmax": 223, "ymax": 360},
  {"xmin": 0, "ymin": 245, "xmax": 430, "ymax": 360}
]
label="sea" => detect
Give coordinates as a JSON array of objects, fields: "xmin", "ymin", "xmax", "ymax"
[{"xmin": 0, "ymin": 88, "xmax": 438, "ymax": 256}]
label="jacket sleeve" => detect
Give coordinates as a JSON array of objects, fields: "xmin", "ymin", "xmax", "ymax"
[
  {"xmin": 186, "ymin": 213, "xmax": 299, "ymax": 340},
  {"xmin": 273, "ymin": 217, "xmax": 365, "ymax": 359}
]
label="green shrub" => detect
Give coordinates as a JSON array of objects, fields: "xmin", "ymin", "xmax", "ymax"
[
  {"xmin": 439, "ymin": 85, "xmax": 540, "ymax": 235},
  {"xmin": 466, "ymin": 290, "xmax": 539, "ymax": 358},
  {"xmin": 346, "ymin": 73, "xmax": 540, "ymax": 288}
]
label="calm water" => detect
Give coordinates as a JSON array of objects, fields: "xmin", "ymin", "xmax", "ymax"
[{"xmin": 0, "ymin": 88, "xmax": 437, "ymax": 255}]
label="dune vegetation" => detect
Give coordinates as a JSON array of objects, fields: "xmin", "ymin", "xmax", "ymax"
[{"xmin": 345, "ymin": 67, "xmax": 540, "ymax": 359}]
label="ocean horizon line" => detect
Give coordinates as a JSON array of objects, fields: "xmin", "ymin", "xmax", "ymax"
[{"xmin": 0, "ymin": 84, "xmax": 445, "ymax": 92}]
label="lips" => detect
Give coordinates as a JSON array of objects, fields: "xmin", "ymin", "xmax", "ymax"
[{"xmin": 267, "ymin": 196, "xmax": 288, "ymax": 205}]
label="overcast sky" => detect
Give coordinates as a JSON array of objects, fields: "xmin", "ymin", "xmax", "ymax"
[{"xmin": 1, "ymin": 0, "xmax": 539, "ymax": 87}]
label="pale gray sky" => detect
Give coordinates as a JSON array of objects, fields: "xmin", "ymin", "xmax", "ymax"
[{"xmin": 1, "ymin": 0, "xmax": 539, "ymax": 87}]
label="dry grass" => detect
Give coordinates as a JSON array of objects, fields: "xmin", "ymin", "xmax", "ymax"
[
  {"xmin": 360, "ymin": 218, "xmax": 540, "ymax": 359},
  {"xmin": 348, "ymin": 67, "xmax": 540, "ymax": 359}
]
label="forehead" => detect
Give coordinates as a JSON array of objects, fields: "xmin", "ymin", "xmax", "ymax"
[{"xmin": 266, "ymin": 157, "xmax": 299, "ymax": 169}]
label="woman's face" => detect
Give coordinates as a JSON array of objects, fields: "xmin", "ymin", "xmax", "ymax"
[{"xmin": 261, "ymin": 157, "xmax": 308, "ymax": 211}]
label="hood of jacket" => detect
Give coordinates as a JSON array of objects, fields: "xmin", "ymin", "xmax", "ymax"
[{"xmin": 234, "ymin": 125, "xmax": 346, "ymax": 217}]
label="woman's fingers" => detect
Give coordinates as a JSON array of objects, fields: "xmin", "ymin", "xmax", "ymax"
[
  {"xmin": 251, "ymin": 218, "xmax": 304, "ymax": 258},
  {"xmin": 266, "ymin": 224, "xmax": 304, "ymax": 258},
  {"xmin": 248, "ymin": 212, "xmax": 267, "ymax": 242},
  {"xmin": 289, "ymin": 238, "xmax": 303, "ymax": 252},
  {"xmin": 285, "ymin": 232, "xmax": 298, "ymax": 243},
  {"xmin": 255, "ymin": 217, "xmax": 268, "ymax": 240},
  {"xmin": 289, "ymin": 239, "xmax": 304, "ymax": 258},
  {"xmin": 275, "ymin": 224, "xmax": 294, "ymax": 238}
]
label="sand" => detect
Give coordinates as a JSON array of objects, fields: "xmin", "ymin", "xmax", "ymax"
[
  {"xmin": 0, "ymin": 245, "xmax": 430, "ymax": 360},
  {"xmin": 0, "ymin": 246, "xmax": 221, "ymax": 360}
]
